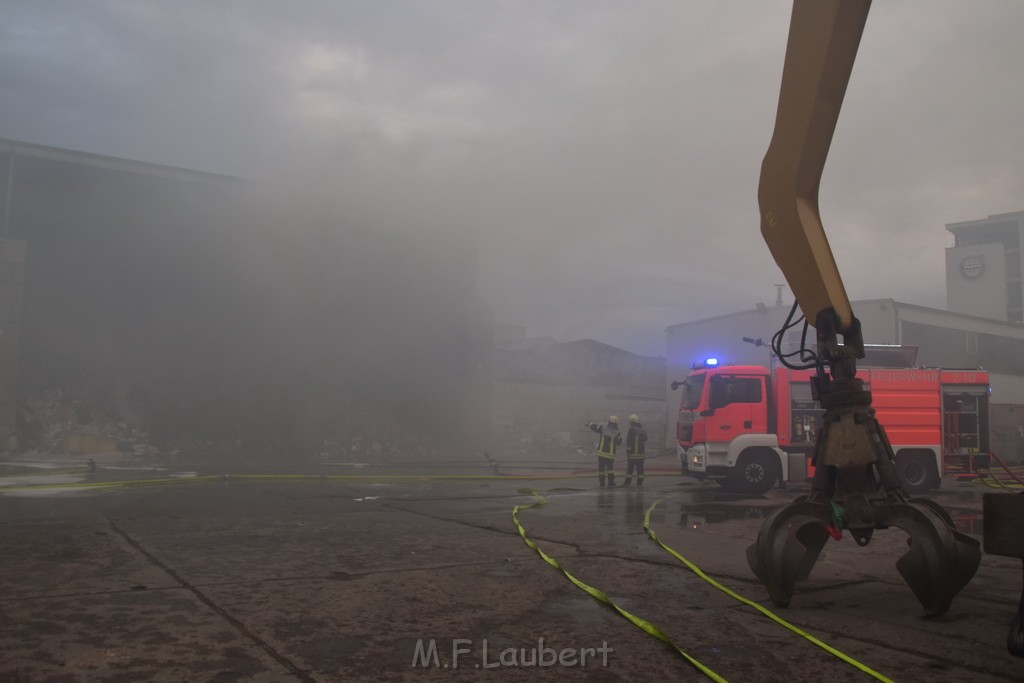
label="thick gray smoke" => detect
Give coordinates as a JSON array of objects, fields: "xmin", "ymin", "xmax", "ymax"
[{"xmin": 13, "ymin": 155, "xmax": 489, "ymax": 461}]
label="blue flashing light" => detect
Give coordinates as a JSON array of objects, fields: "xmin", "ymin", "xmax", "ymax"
[{"xmin": 705, "ymin": 357, "xmax": 719, "ymax": 367}]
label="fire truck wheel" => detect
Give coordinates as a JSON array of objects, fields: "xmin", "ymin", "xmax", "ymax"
[
  {"xmin": 896, "ymin": 451, "xmax": 938, "ymax": 494},
  {"xmin": 728, "ymin": 449, "xmax": 778, "ymax": 496}
]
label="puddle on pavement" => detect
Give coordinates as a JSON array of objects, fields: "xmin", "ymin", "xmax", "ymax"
[
  {"xmin": 670, "ymin": 488, "xmax": 779, "ymax": 530},
  {"xmin": 670, "ymin": 493, "xmax": 985, "ymax": 534},
  {"xmin": 0, "ymin": 466, "xmax": 200, "ymax": 497},
  {"xmin": 678, "ymin": 504, "xmax": 771, "ymax": 530}
]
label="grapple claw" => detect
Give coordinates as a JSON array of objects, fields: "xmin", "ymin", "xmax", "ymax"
[
  {"xmin": 745, "ymin": 312, "xmax": 981, "ymax": 617},
  {"xmin": 746, "ymin": 499, "xmax": 831, "ymax": 607},
  {"xmin": 748, "ymin": 497, "xmax": 979, "ymax": 615},
  {"xmin": 886, "ymin": 501, "xmax": 981, "ymax": 616}
]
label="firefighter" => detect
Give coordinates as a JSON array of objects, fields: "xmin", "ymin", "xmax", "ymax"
[
  {"xmin": 585, "ymin": 415, "xmax": 622, "ymax": 487},
  {"xmin": 623, "ymin": 414, "xmax": 648, "ymax": 486}
]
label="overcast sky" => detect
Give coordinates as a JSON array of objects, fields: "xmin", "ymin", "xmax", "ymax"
[{"xmin": 2, "ymin": 1, "xmax": 1022, "ymax": 357}]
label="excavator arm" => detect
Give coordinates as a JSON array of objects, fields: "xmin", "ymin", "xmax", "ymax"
[
  {"xmin": 746, "ymin": 0, "xmax": 983, "ymax": 620},
  {"xmin": 758, "ymin": 0, "xmax": 867, "ymax": 337}
]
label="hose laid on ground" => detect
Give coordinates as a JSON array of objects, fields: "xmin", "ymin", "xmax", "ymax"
[
  {"xmin": 0, "ymin": 465, "xmax": 93, "ymax": 477},
  {"xmin": 973, "ymin": 451, "xmax": 1024, "ymax": 489},
  {"xmin": 975, "ymin": 472, "xmax": 1023, "ymax": 490},
  {"xmin": 643, "ymin": 496, "xmax": 893, "ymax": 683},
  {"xmin": 512, "ymin": 488, "xmax": 727, "ymax": 682},
  {"xmin": 0, "ymin": 471, "xmax": 629, "ymax": 493}
]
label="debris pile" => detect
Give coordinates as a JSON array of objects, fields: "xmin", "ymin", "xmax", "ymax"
[
  {"xmin": 492, "ymin": 415, "xmax": 585, "ymax": 463},
  {"xmin": 15, "ymin": 389, "xmax": 153, "ymax": 456}
]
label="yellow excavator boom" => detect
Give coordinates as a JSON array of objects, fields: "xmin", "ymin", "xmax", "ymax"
[{"xmin": 758, "ymin": 0, "xmax": 871, "ymax": 333}]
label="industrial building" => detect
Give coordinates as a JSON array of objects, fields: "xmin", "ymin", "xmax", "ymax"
[{"xmin": 0, "ymin": 137, "xmax": 244, "ymax": 453}]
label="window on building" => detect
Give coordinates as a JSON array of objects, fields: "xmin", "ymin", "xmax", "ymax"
[
  {"xmin": 955, "ymin": 221, "xmax": 1020, "ymax": 249},
  {"xmin": 966, "ymin": 331, "xmax": 978, "ymax": 354},
  {"xmin": 1008, "ymin": 281, "xmax": 1023, "ymax": 311},
  {"xmin": 1007, "ymin": 249, "xmax": 1022, "ymax": 279}
]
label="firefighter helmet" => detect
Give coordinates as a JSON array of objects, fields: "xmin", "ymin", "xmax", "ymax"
[
  {"xmin": 608, "ymin": 415, "xmax": 619, "ymax": 423},
  {"xmin": 629, "ymin": 414, "xmax": 640, "ymax": 423}
]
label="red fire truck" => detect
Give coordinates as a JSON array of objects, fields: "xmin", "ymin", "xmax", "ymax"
[{"xmin": 674, "ymin": 361, "xmax": 990, "ymax": 495}]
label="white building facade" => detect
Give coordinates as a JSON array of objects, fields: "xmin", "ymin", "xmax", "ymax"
[{"xmin": 946, "ymin": 211, "xmax": 1024, "ymax": 323}]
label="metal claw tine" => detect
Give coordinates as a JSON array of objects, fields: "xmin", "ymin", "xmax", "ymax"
[
  {"xmin": 890, "ymin": 502, "xmax": 982, "ymax": 616},
  {"xmin": 747, "ymin": 501, "xmax": 832, "ymax": 607}
]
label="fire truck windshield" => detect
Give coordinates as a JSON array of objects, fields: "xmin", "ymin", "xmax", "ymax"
[{"xmin": 680, "ymin": 375, "xmax": 705, "ymax": 410}]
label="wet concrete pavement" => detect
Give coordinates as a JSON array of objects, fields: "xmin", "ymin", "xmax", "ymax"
[{"xmin": 0, "ymin": 460, "xmax": 1021, "ymax": 681}]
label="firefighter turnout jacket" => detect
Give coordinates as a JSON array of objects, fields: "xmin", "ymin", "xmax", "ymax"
[
  {"xmin": 587, "ymin": 422, "xmax": 621, "ymax": 459},
  {"xmin": 626, "ymin": 422, "xmax": 647, "ymax": 459}
]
